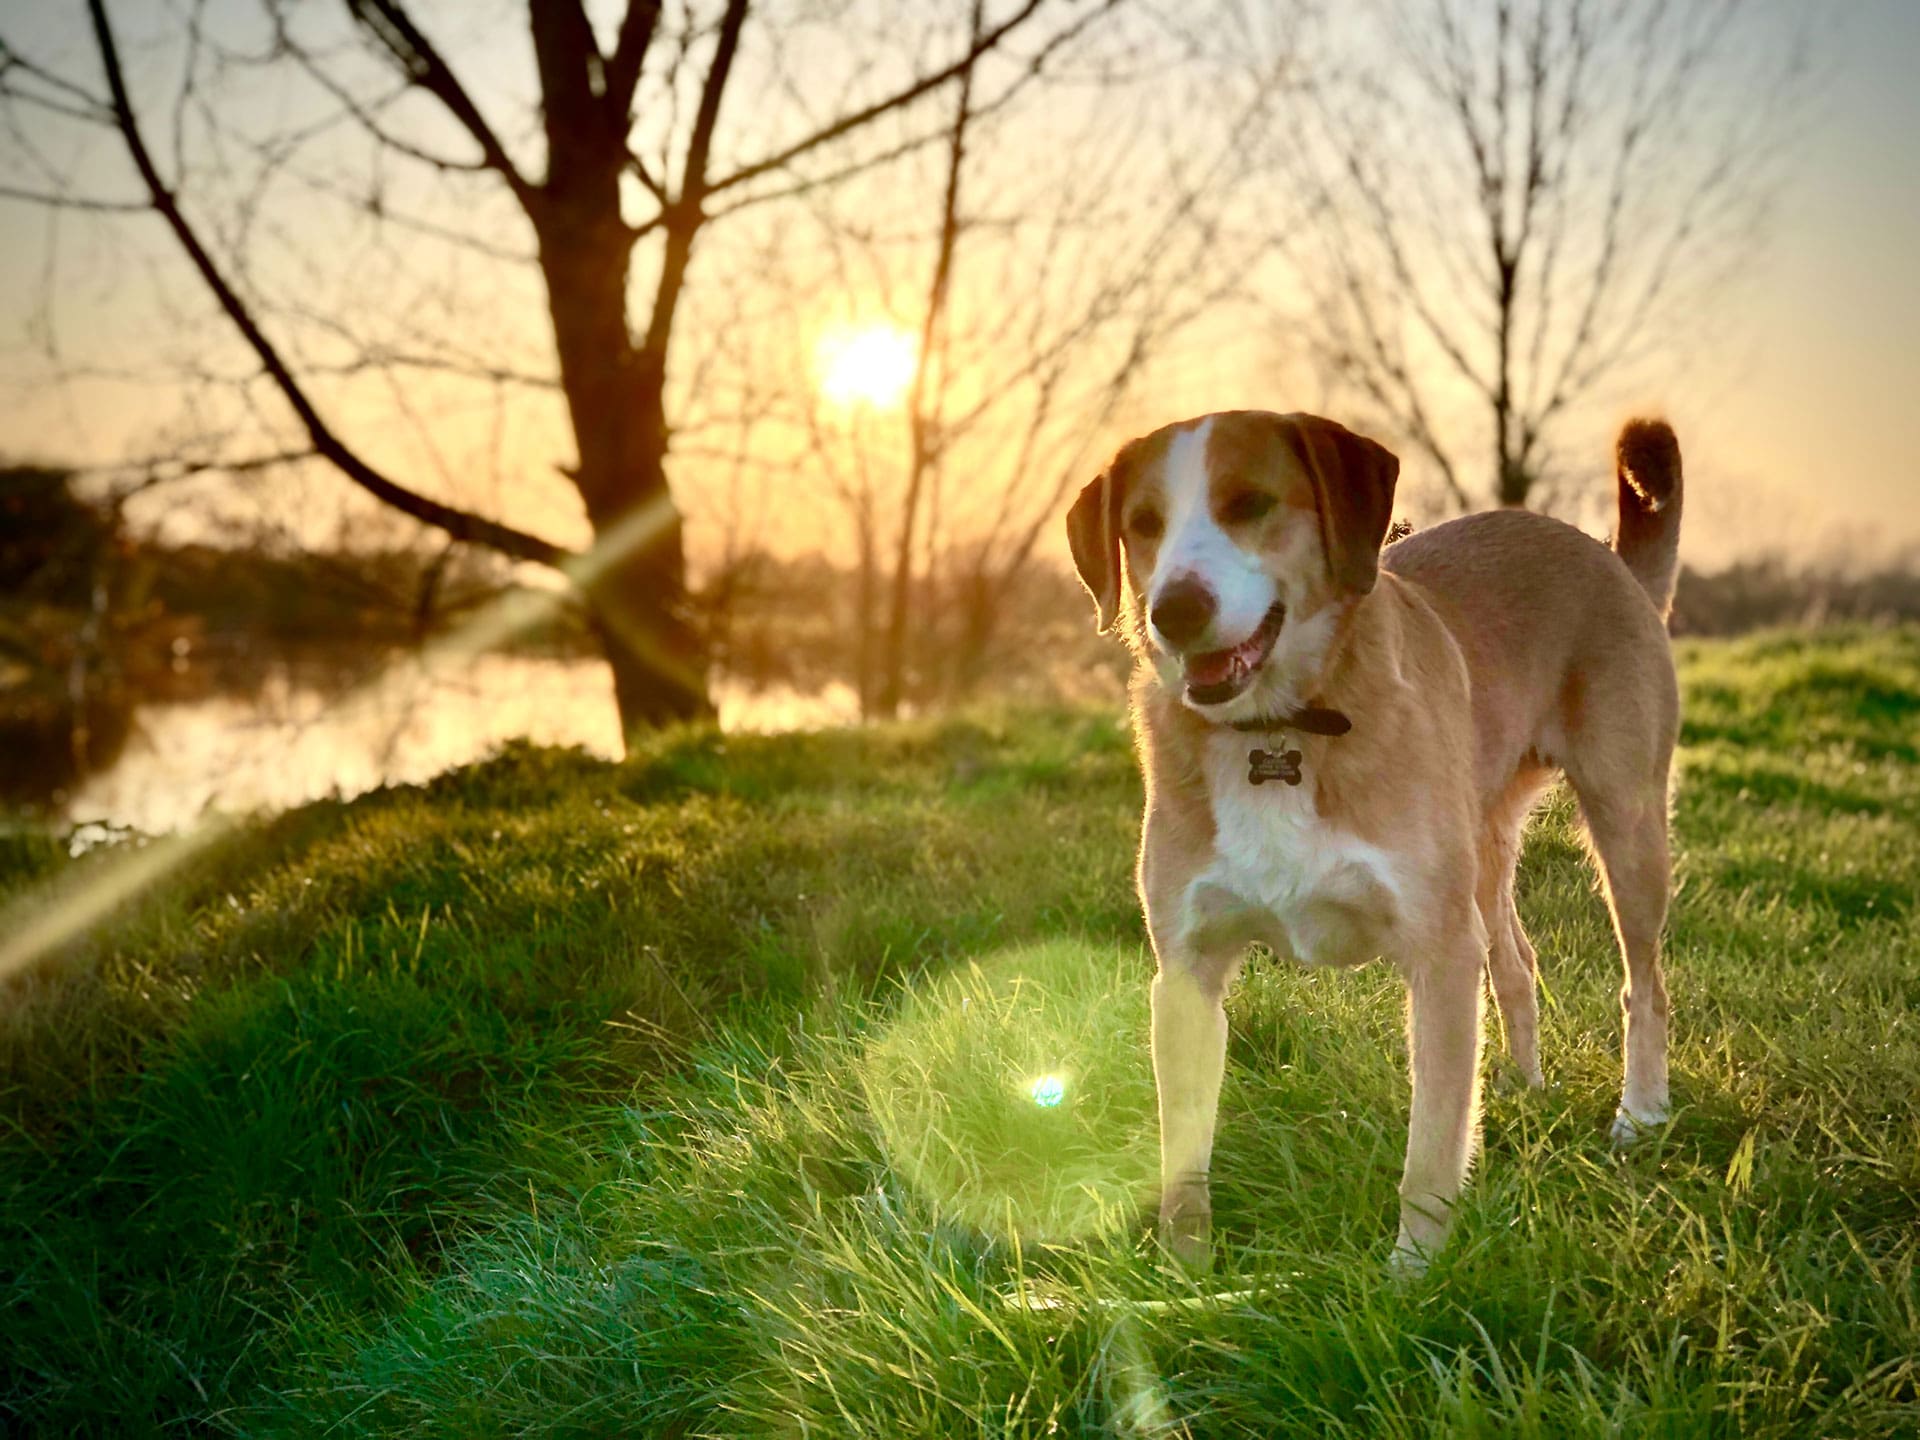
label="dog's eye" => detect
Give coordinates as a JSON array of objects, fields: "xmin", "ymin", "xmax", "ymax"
[
  {"xmin": 1220, "ymin": 490, "xmax": 1276, "ymax": 525},
  {"xmin": 1127, "ymin": 509, "xmax": 1164, "ymax": 540}
]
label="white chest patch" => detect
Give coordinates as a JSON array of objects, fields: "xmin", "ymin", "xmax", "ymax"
[{"xmin": 1179, "ymin": 731, "xmax": 1406, "ymax": 968}]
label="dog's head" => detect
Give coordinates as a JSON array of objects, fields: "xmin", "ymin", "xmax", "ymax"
[{"xmin": 1066, "ymin": 411, "xmax": 1398, "ymax": 719}]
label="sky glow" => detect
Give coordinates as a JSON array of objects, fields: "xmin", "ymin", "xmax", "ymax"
[{"xmin": 816, "ymin": 324, "xmax": 918, "ymax": 412}]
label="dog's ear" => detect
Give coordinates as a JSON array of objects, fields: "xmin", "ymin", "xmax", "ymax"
[
  {"xmin": 1066, "ymin": 464, "xmax": 1123, "ymax": 632},
  {"xmin": 1282, "ymin": 414, "xmax": 1400, "ymax": 596}
]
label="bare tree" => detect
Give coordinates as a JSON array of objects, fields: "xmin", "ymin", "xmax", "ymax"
[
  {"xmin": 750, "ymin": 3, "xmax": 1280, "ymax": 716},
  {"xmin": 0, "ymin": 0, "xmax": 1099, "ymax": 742},
  {"xmin": 871, "ymin": 0, "xmax": 989, "ymax": 721},
  {"xmin": 1271, "ymin": 0, "xmax": 1804, "ymax": 510}
]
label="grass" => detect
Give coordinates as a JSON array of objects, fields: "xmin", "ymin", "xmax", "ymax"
[{"xmin": 1, "ymin": 627, "xmax": 1916, "ymax": 1437}]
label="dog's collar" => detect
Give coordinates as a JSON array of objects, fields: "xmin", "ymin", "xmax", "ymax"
[
  {"xmin": 1220, "ymin": 703, "xmax": 1352, "ymax": 787},
  {"xmin": 1224, "ymin": 705, "xmax": 1352, "ymax": 738}
]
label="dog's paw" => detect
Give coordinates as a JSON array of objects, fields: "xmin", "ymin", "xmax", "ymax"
[
  {"xmin": 1387, "ymin": 1232, "xmax": 1433, "ymax": 1280},
  {"xmin": 1609, "ymin": 1103, "xmax": 1671, "ymax": 1149},
  {"xmin": 1492, "ymin": 1059, "xmax": 1546, "ymax": 1096},
  {"xmin": 1157, "ymin": 1210, "xmax": 1214, "ymax": 1277}
]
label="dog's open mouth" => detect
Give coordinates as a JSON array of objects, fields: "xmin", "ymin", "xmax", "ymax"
[{"xmin": 1183, "ymin": 602, "xmax": 1285, "ymax": 706}]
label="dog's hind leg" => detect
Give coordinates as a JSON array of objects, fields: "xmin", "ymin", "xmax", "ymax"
[
  {"xmin": 1478, "ymin": 827, "xmax": 1544, "ymax": 1089},
  {"xmin": 1572, "ymin": 780, "xmax": 1673, "ymax": 1144},
  {"xmin": 1478, "ymin": 776, "xmax": 1551, "ymax": 1089}
]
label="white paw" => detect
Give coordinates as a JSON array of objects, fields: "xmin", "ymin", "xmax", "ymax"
[
  {"xmin": 1388, "ymin": 1230, "xmax": 1434, "ymax": 1279},
  {"xmin": 1493, "ymin": 1061, "xmax": 1546, "ymax": 1095},
  {"xmin": 1158, "ymin": 1208, "xmax": 1214, "ymax": 1277},
  {"xmin": 1610, "ymin": 1103, "xmax": 1670, "ymax": 1148}
]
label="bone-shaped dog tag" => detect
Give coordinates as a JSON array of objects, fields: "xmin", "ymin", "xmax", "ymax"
[{"xmin": 1248, "ymin": 747, "xmax": 1303, "ymax": 786}]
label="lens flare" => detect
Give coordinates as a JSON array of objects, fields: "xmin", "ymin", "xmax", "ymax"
[{"xmin": 860, "ymin": 940, "xmax": 1156, "ymax": 1243}]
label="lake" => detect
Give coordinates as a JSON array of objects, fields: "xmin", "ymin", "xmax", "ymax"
[{"xmin": 63, "ymin": 654, "xmax": 862, "ymax": 836}]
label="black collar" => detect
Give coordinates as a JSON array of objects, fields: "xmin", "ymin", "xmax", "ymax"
[
  {"xmin": 1223, "ymin": 704, "xmax": 1352, "ymax": 786},
  {"xmin": 1225, "ymin": 705, "xmax": 1352, "ymax": 737}
]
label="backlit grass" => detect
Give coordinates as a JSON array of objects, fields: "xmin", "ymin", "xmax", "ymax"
[{"xmin": 2, "ymin": 628, "xmax": 1917, "ymax": 1436}]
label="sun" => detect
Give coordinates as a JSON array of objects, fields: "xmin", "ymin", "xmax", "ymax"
[{"xmin": 817, "ymin": 322, "xmax": 917, "ymax": 410}]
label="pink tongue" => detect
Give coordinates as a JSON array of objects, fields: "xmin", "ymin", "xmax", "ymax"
[{"xmin": 1184, "ymin": 649, "xmax": 1237, "ymax": 687}]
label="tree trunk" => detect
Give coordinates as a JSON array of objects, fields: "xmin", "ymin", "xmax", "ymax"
[
  {"xmin": 581, "ymin": 526, "xmax": 709, "ymax": 733},
  {"xmin": 872, "ymin": 0, "xmax": 981, "ymax": 720},
  {"xmin": 945, "ymin": 564, "xmax": 998, "ymax": 704},
  {"xmin": 575, "ymin": 370, "xmax": 713, "ymax": 736},
  {"xmin": 1494, "ymin": 254, "xmax": 1530, "ymax": 507},
  {"xmin": 853, "ymin": 509, "xmax": 877, "ymax": 718},
  {"xmin": 535, "ymin": 167, "xmax": 712, "ymax": 740}
]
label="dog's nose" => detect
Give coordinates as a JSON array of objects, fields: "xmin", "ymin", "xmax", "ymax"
[{"xmin": 1150, "ymin": 577, "xmax": 1216, "ymax": 648}]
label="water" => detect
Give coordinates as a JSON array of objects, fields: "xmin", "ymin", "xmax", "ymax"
[{"xmin": 63, "ymin": 654, "xmax": 861, "ymax": 835}]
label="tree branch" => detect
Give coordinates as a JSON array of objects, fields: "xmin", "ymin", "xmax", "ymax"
[
  {"xmin": 705, "ymin": 0, "xmax": 1050, "ymax": 197},
  {"xmin": 603, "ymin": 0, "xmax": 664, "ymax": 118},
  {"xmin": 680, "ymin": 0, "xmax": 750, "ymax": 205},
  {"xmin": 280, "ymin": 31, "xmax": 490, "ymax": 176},
  {"xmin": 0, "ymin": 38, "xmax": 115, "ymax": 123},
  {"xmin": 698, "ymin": 0, "xmax": 1116, "ymax": 224},
  {"xmin": 86, "ymin": 0, "xmax": 574, "ymax": 569},
  {"xmin": 641, "ymin": 0, "xmax": 749, "ymax": 358},
  {"xmin": 528, "ymin": 0, "xmax": 606, "ymax": 169},
  {"xmin": 342, "ymin": 0, "xmax": 538, "ymax": 209},
  {"xmin": 0, "ymin": 181, "xmax": 147, "ymax": 211}
]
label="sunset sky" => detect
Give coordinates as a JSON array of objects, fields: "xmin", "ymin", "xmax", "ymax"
[
  {"xmin": 1676, "ymin": 0, "xmax": 1920, "ymax": 565},
  {"xmin": 0, "ymin": 0, "xmax": 1914, "ymax": 573}
]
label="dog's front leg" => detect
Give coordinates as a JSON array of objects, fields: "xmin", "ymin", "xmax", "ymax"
[
  {"xmin": 1149, "ymin": 877, "xmax": 1260, "ymax": 1270},
  {"xmin": 1394, "ymin": 925, "xmax": 1486, "ymax": 1270},
  {"xmin": 1151, "ymin": 953, "xmax": 1236, "ymax": 1270}
]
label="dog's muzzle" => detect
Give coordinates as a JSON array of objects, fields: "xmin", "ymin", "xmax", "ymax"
[{"xmin": 1180, "ymin": 602, "xmax": 1287, "ymax": 706}]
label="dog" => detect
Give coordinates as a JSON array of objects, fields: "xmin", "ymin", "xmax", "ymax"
[{"xmin": 1066, "ymin": 411, "xmax": 1682, "ymax": 1268}]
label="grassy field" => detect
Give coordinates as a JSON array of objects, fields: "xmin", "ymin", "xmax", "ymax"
[{"xmin": 2, "ymin": 626, "xmax": 1916, "ymax": 1437}]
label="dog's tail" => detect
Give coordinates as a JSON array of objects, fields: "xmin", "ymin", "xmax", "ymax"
[{"xmin": 1613, "ymin": 418, "xmax": 1684, "ymax": 622}]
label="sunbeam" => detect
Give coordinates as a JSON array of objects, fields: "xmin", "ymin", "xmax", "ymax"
[{"xmin": 0, "ymin": 492, "xmax": 684, "ymax": 987}]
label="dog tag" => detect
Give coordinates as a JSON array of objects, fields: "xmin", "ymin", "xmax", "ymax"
[{"xmin": 1248, "ymin": 747, "xmax": 1302, "ymax": 786}]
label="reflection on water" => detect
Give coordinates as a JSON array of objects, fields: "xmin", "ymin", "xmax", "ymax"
[{"xmin": 64, "ymin": 654, "xmax": 860, "ymax": 835}]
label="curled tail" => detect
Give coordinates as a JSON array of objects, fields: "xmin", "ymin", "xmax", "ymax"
[{"xmin": 1614, "ymin": 418, "xmax": 1684, "ymax": 621}]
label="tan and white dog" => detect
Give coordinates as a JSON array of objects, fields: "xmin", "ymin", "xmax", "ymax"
[{"xmin": 1066, "ymin": 410, "xmax": 1682, "ymax": 1268}]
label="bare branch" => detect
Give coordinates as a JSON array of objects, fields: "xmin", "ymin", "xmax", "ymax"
[
  {"xmin": 604, "ymin": 0, "xmax": 665, "ymax": 118},
  {"xmin": 641, "ymin": 0, "xmax": 749, "ymax": 358},
  {"xmin": 528, "ymin": 0, "xmax": 607, "ymax": 170},
  {"xmin": 342, "ymin": 0, "xmax": 538, "ymax": 209},
  {"xmin": 698, "ymin": 0, "xmax": 1119, "ymax": 223},
  {"xmin": 0, "ymin": 37, "xmax": 114, "ymax": 123},
  {"xmin": 99, "ymin": 447, "xmax": 320, "ymax": 502},
  {"xmin": 706, "ymin": 0, "xmax": 1050, "ymax": 198},
  {"xmin": 85, "ymin": 0, "xmax": 574, "ymax": 569},
  {"xmin": 699, "ymin": 123, "xmax": 949, "ymax": 221},
  {"xmin": 681, "ymin": 0, "xmax": 750, "ymax": 203},
  {"xmin": 304, "ymin": 348, "xmax": 562, "ymax": 391},
  {"xmin": 876, "ymin": 0, "xmax": 983, "ymax": 715},
  {"xmin": 286, "ymin": 157, "xmax": 539, "ymax": 263},
  {"xmin": 627, "ymin": 152, "xmax": 666, "ymax": 201},
  {"xmin": 280, "ymin": 36, "xmax": 489, "ymax": 175},
  {"xmin": 0, "ymin": 181, "xmax": 147, "ymax": 212}
]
